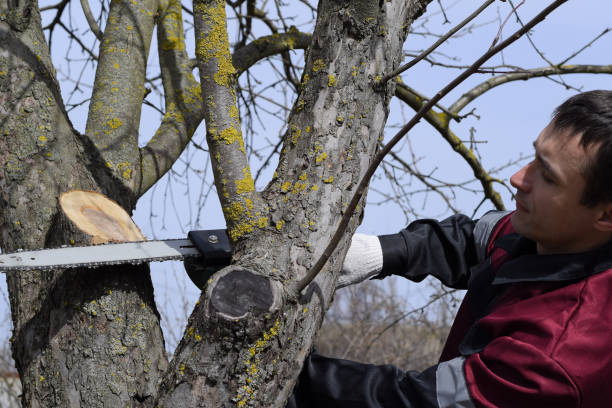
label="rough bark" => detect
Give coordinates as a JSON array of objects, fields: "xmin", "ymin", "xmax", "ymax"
[
  {"xmin": 84, "ymin": 0, "xmax": 158, "ymax": 197},
  {"xmin": 192, "ymin": 0, "xmax": 267, "ymax": 243},
  {"xmin": 0, "ymin": 1, "xmax": 167, "ymax": 406},
  {"xmin": 140, "ymin": 0, "xmax": 204, "ymax": 195},
  {"xmin": 154, "ymin": 0, "xmax": 430, "ymax": 406}
]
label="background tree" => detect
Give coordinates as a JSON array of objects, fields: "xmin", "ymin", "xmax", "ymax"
[{"xmin": 1, "ymin": 0, "xmax": 611, "ymax": 406}]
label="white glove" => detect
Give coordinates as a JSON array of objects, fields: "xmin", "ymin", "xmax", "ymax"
[{"xmin": 337, "ymin": 233, "xmax": 383, "ymax": 288}]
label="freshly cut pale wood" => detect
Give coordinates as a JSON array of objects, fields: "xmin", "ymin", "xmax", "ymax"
[{"xmin": 59, "ymin": 190, "xmax": 145, "ymax": 243}]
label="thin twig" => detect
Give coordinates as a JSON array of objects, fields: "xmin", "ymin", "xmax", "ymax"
[
  {"xmin": 382, "ymin": 0, "xmax": 495, "ymax": 83},
  {"xmin": 40, "ymin": 0, "xmax": 67, "ymax": 11},
  {"xmin": 387, "ymin": 147, "xmax": 459, "ymax": 213},
  {"xmin": 558, "ymin": 27, "xmax": 612, "ymax": 66},
  {"xmin": 490, "ymin": 0, "xmax": 525, "ymax": 49},
  {"xmin": 57, "ymin": 21, "xmax": 99, "ymax": 60},
  {"xmin": 507, "ymin": 0, "xmax": 555, "ymax": 67},
  {"xmin": 296, "ymin": 0, "xmax": 570, "ymax": 294},
  {"xmin": 449, "ymin": 64, "xmax": 612, "ymax": 114},
  {"xmin": 436, "ymin": 0, "xmax": 451, "ymax": 24},
  {"xmin": 363, "ymin": 288, "xmax": 456, "ymax": 355}
]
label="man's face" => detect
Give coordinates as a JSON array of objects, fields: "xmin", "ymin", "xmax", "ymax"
[{"xmin": 510, "ymin": 122, "xmax": 607, "ymax": 254}]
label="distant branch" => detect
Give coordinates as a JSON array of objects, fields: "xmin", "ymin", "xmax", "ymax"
[
  {"xmin": 57, "ymin": 21, "xmax": 98, "ymax": 60},
  {"xmin": 382, "ymin": 0, "xmax": 495, "ymax": 83},
  {"xmin": 559, "ymin": 27, "xmax": 612, "ymax": 65},
  {"xmin": 233, "ymin": 31, "xmax": 312, "ymax": 76},
  {"xmin": 394, "ymin": 83, "xmax": 505, "ymax": 211},
  {"xmin": 386, "ymin": 148, "xmax": 460, "ymax": 214},
  {"xmin": 449, "ymin": 64, "xmax": 612, "ymax": 113}
]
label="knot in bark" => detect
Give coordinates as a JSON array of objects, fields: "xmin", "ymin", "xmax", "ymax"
[{"xmin": 209, "ymin": 266, "xmax": 279, "ymax": 320}]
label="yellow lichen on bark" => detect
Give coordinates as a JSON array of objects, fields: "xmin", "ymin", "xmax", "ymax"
[
  {"xmin": 194, "ymin": 0, "xmax": 237, "ymax": 87},
  {"xmin": 312, "ymin": 59, "xmax": 325, "ymax": 72},
  {"xmin": 160, "ymin": 1, "xmax": 186, "ymax": 51},
  {"xmin": 235, "ymin": 167, "xmax": 255, "ymax": 194},
  {"xmin": 328, "ymin": 74, "xmax": 336, "ymax": 87},
  {"xmin": 236, "ymin": 320, "xmax": 281, "ymax": 406}
]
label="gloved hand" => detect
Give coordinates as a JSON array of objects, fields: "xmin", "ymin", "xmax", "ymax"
[{"xmin": 336, "ymin": 233, "xmax": 383, "ymax": 288}]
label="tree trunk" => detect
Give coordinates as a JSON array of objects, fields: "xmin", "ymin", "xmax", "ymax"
[
  {"xmin": 0, "ymin": 1, "xmax": 167, "ymax": 406},
  {"xmin": 154, "ymin": 1, "xmax": 430, "ymax": 406}
]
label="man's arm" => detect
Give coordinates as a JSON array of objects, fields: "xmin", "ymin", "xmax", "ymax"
[
  {"xmin": 339, "ymin": 211, "xmax": 510, "ymax": 290},
  {"xmin": 377, "ymin": 214, "xmax": 478, "ymax": 289},
  {"xmin": 286, "ymin": 351, "xmax": 441, "ymax": 408},
  {"xmin": 183, "ymin": 211, "xmax": 510, "ymax": 290},
  {"xmin": 288, "ymin": 343, "xmax": 579, "ymax": 408}
]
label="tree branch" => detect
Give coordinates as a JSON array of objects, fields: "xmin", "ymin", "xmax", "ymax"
[
  {"xmin": 233, "ymin": 31, "xmax": 312, "ymax": 76},
  {"xmin": 558, "ymin": 27, "xmax": 611, "ymax": 66},
  {"xmin": 83, "ymin": 0, "xmax": 158, "ymax": 201},
  {"xmin": 138, "ymin": 0, "xmax": 203, "ymax": 196},
  {"xmin": 140, "ymin": 30, "xmax": 312, "ymax": 196},
  {"xmin": 57, "ymin": 20, "xmax": 98, "ymax": 60},
  {"xmin": 394, "ymin": 83, "xmax": 505, "ymax": 210},
  {"xmin": 449, "ymin": 64, "xmax": 612, "ymax": 114},
  {"xmin": 382, "ymin": 0, "xmax": 495, "ymax": 83},
  {"xmin": 155, "ymin": 1, "xmax": 432, "ymax": 405},
  {"xmin": 80, "ymin": 0, "xmax": 103, "ymax": 41},
  {"xmin": 193, "ymin": 0, "xmax": 266, "ymax": 243},
  {"xmin": 386, "ymin": 147, "xmax": 460, "ymax": 214}
]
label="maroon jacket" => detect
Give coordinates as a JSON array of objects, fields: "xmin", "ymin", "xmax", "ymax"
[{"xmin": 289, "ymin": 211, "xmax": 612, "ymax": 407}]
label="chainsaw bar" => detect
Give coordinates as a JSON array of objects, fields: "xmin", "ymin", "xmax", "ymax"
[{"xmin": 0, "ymin": 240, "xmax": 202, "ymax": 272}]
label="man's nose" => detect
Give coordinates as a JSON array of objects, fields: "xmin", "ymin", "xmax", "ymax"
[{"xmin": 510, "ymin": 162, "xmax": 532, "ymax": 192}]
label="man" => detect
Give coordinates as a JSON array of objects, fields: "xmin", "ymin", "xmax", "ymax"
[{"xmin": 286, "ymin": 90, "xmax": 612, "ymax": 407}]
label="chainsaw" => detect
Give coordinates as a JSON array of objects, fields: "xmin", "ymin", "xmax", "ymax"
[
  {"xmin": 0, "ymin": 229, "xmax": 232, "ymax": 288},
  {"xmin": 0, "ymin": 191, "xmax": 232, "ymax": 289}
]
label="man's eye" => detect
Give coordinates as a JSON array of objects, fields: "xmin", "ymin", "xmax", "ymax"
[{"xmin": 541, "ymin": 171, "xmax": 554, "ymax": 183}]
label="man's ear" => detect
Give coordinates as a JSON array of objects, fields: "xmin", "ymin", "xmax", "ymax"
[{"xmin": 594, "ymin": 204, "xmax": 612, "ymax": 232}]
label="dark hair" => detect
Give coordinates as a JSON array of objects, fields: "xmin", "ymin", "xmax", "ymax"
[{"xmin": 551, "ymin": 90, "xmax": 612, "ymax": 207}]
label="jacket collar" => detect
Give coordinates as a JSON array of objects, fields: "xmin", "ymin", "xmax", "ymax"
[{"xmin": 491, "ymin": 233, "xmax": 612, "ymax": 285}]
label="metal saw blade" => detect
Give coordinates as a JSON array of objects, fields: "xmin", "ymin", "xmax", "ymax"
[{"xmin": 0, "ymin": 240, "xmax": 201, "ymax": 272}]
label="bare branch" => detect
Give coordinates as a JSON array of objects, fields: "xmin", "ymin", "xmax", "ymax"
[
  {"xmin": 80, "ymin": 0, "xmax": 104, "ymax": 41},
  {"xmin": 140, "ymin": 29, "xmax": 311, "ymax": 196},
  {"xmin": 39, "ymin": 0, "xmax": 68, "ymax": 12},
  {"xmin": 386, "ymin": 148, "xmax": 460, "ymax": 214},
  {"xmin": 559, "ymin": 27, "xmax": 612, "ymax": 65},
  {"xmin": 139, "ymin": 0, "xmax": 203, "ymax": 196},
  {"xmin": 83, "ymin": 0, "xmax": 158, "ymax": 198},
  {"xmin": 394, "ymin": 83, "xmax": 505, "ymax": 210},
  {"xmin": 490, "ymin": 0, "xmax": 525, "ymax": 49},
  {"xmin": 41, "ymin": 0, "xmax": 70, "ymax": 50},
  {"xmin": 363, "ymin": 287, "xmax": 457, "ymax": 355},
  {"xmin": 382, "ymin": 0, "xmax": 495, "ymax": 83},
  {"xmin": 233, "ymin": 31, "xmax": 312, "ymax": 76},
  {"xmin": 449, "ymin": 64, "xmax": 612, "ymax": 114},
  {"xmin": 57, "ymin": 20, "xmax": 98, "ymax": 60},
  {"xmin": 507, "ymin": 0, "xmax": 555, "ymax": 67},
  {"xmin": 193, "ymin": 0, "xmax": 266, "ymax": 243}
]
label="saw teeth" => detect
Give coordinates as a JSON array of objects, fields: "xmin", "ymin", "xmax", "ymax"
[{"xmin": 0, "ymin": 239, "xmax": 202, "ymax": 272}]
